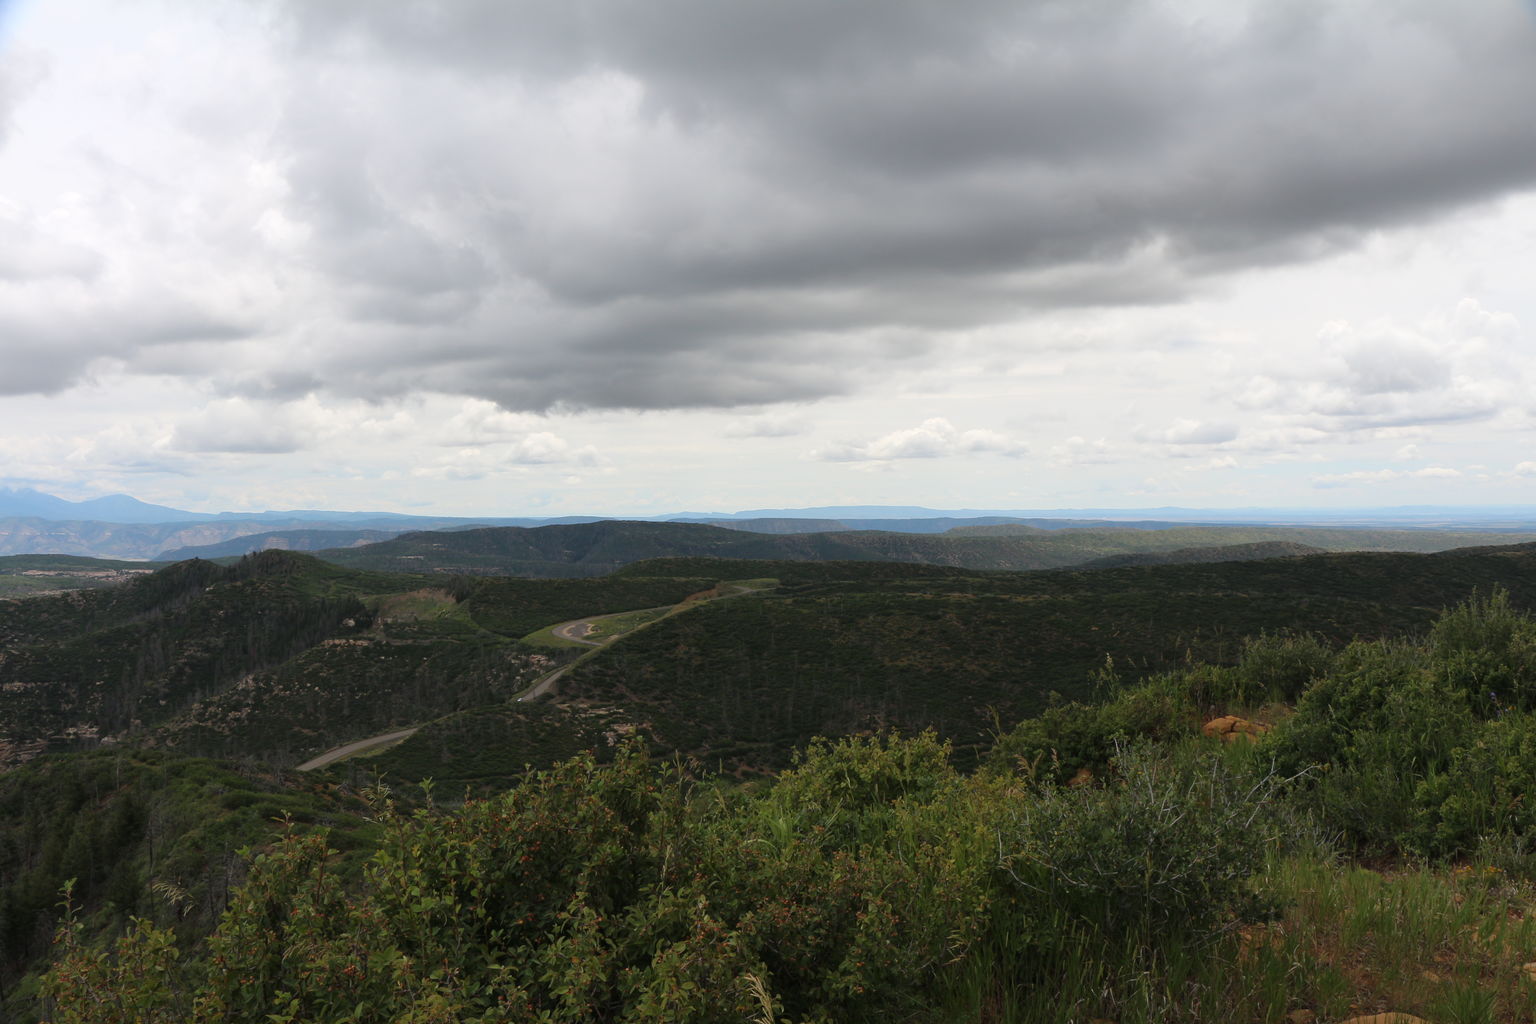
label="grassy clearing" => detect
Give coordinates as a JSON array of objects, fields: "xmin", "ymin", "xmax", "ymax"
[
  {"xmin": 369, "ymin": 587, "xmax": 459, "ymax": 621},
  {"xmin": 518, "ymin": 580, "xmax": 772, "ymax": 650},
  {"xmin": 520, "ymin": 621, "xmax": 602, "ymax": 650},
  {"xmin": 1261, "ymin": 856, "xmax": 1536, "ymax": 1022},
  {"xmin": 586, "ymin": 605, "xmax": 674, "ymax": 639}
]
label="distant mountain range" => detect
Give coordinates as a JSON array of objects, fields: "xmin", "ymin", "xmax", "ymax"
[
  {"xmin": 0, "ymin": 487, "xmax": 198, "ymax": 524},
  {"xmin": 7, "ymin": 485, "xmax": 1536, "ymax": 561}
]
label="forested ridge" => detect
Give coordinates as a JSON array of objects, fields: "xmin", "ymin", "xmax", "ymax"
[
  {"xmin": 24, "ymin": 591, "xmax": 1536, "ymax": 1022},
  {"xmin": 8, "ymin": 548, "xmax": 1536, "ymax": 1019}
]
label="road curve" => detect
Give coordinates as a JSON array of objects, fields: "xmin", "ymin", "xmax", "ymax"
[
  {"xmin": 295, "ymin": 728, "xmax": 419, "ymax": 771},
  {"xmin": 551, "ymin": 618, "xmax": 603, "ymax": 646}
]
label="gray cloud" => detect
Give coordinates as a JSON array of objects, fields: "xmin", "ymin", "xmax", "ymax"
[
  {"xmin": 11, "ymin": 1, "xmax": 1536, "ymax": 418},
  {"xmin": 241, "ymin": 0, "xmax": 1536, "ymax": 412},
  {"xmin": 170, "ymin": 399, "xmax": 310, "ymax": 454},
  {"xmin": 0, "ymin": 291, "xmax": 247, "ymax": 396},
  {"xmin": 0, "ymin": 215, "xmax": 101, "ymax": 282}
]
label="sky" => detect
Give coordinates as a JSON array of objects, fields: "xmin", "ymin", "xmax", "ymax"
[{"xmin": 1, "ymin": 0, "xmax": 1535, "ymax": 517}]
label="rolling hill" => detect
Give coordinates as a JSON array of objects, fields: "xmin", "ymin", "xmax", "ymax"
[
  {"xmin": 7, "ymin": 540, "xmax": 1536, "ymax": 1018},
  {"xmin": 305, "ymin": 519, "xmax": 1536, "ymax": 578}
]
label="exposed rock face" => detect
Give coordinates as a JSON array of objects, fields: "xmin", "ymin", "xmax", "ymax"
[{"xmin": 1201, "ymin": 715, "xmax": 1270, "ymax": 743}]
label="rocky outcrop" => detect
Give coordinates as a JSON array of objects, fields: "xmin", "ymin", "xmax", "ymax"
[{"xmin": 1201, "ymin": 715, "xmax": 1270, "ymax": 743}]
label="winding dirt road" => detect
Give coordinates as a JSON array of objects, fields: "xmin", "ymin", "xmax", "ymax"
[
  {"xmin": 295, "ymin": 728, "xmax": 418, "ymax": 771},
  {"xmin": 551, "ymin": 618, "xmax": 603, "ymax": 646},
  {"xmin": 297, "ymin": 584, "xmax": 773, "ymax": 769}
]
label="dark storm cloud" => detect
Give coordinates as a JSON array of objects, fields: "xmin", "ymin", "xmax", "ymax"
[
  {"xmin": 0, "ymin": 295, "xmax": 247, "ymax": 396},
  {"xmin": 253, "ymin": 0, "xmax": 1536, "ymax": 411}
]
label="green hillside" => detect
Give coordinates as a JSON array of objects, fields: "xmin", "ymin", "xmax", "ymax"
[
  {"xmin": 549, "ymin": 544, "xmax": 1536, "ymax": 773},
  {"xmin": 312, "ymin": 519, "xmax": 1536, "ymax": 578},
  {"xmin": 35, "ymin": 592, "xmax": 1536, "ymax": 1023},
  {"xmin": 0, "ymin": 551, "xmax": 716, "ymax": 772},
  {"xmin": 9, "ymin": 546, "xmax": 1536, "ymax": 1020},
  {"xmin": 0, "ymin": 749, "xmax": 381, "ymax": 1019},
  {"xmin": 1074, "ymin": 539, "xmax": 1325, "ymax": 567},
  {"xmin": 0, "ymin": 554, "xmax": 158, "ymax": 597}
]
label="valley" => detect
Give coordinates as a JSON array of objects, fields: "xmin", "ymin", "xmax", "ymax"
[{"xmin": 8, "ymin": 524, "xmax": 1536, "ymax": 1022}]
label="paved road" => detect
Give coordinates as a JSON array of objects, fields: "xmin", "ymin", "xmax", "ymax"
[
  {"xmin": 551, "ymin": 618, "xmax": 603, "ymax": 646},
  {"xmin": 517, "ymin": 664, "xmax": 571, "ymax": 702},
  {"xmin": 295, "ymin": 727, "xmax": 419, "ymax": 771}
]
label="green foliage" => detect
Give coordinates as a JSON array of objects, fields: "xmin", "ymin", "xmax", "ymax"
[
  {"xmin": 1430, "ymin": 586, "xmax": 1536, "ymax": 712},
  {"xmin": 24, "ymin": 553, "xmax": 1536, "ymax": 1020},
  {"xmin": 984, "ymin": 680, "xmax": 1192, "ymax": 783},
  {"xmin": 998, "ymin": 742, "xmax": 1280, "ymax": 940},
  {"xmin": 37, "ymin": 734, "xmax": 1285, "ymax": 1023},
  {"xmin": 563, "ymin": 546, "xmax": 1536, "ymax": 774},
  {"xmin": 1269, "ymin": 591, "xmax": 1536, "ymax": 858},
  {"xmin": 43, "ymin": 893, "xmax": 185, "ymax": 1024},
  {"xmin": 1233, "ymin": 631, "xmax": 1336, "ymax": 704},
  {"xmin": 0, "ymin": 749, "xmax": 377, "ymax": 1022},
  {"xmin": 1413, "ymin": 710, "xmax": 1536, "ymax": 858}
]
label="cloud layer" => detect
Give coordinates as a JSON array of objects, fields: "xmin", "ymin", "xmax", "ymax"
[
  {"xmin": 1, "ymin": 1, "xmax": 1534, "ymax": 513},
  {"xmin": 5, "ymin": 1, "xmax": 1536, "ymax": 415}
]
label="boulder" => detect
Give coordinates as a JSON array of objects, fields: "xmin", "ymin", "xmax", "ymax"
[{"xmin": 1202, "ymin": 715, "xmax": 1270, "ymax": 743}]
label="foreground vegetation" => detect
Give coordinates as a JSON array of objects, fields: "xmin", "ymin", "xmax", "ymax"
[{"xmin": 27, "ymin": 590, "xmax": 1536, "ymax": 1022}]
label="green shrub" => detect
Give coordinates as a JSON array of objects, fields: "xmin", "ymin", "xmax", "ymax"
[
  {"xmin": 1430, "ymin": 587, "xmax": 1536, "ymax": 714},
  {"xmin": 1413, "ymin": 710, "xmax": 1536, "ymax": 858},
  {"xmin": 998, "ymin": 742, "xmax": 1279, "ymax": 941},
  {"xmin": 985, "ymin": 683, "xmax": 1193, "ymax": 783},
  {"xmin": 1235, "ymin": 631, "xmax": 1335, "ymax": 704}
]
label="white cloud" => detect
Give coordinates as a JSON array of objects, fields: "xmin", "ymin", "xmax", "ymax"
[
  {"xmin": 724, "ymin": 414, "xmax": 810, "ymax": 438},
  {"xmin": 436, "ymin": 399, "xmax": 545, "ymax": 447},
  {"xmin": 812, "ymin": 417, "xmax": 1026, "ymax": 462},
  {"xmin": 1313, "ymin": 466, "xmax": 1463, "ymax": 489},
  {"xmin": 1138, "ymin": 419, "xmax": 1239, "ymax": 445},
  {"xmin": 1049, "ymin": 436, "xmax": 1117, "ymax": 466},
  {"xmin": 170, "ymin": 398, "xmax": 315, "ymax": 454},
  {"xmin": 1235, "ymin": 301, "xmax": 1528, "ymax": 447},
  {"xmin": 410, "ymin": 432, "xmax": 604, "ymax": 479}
]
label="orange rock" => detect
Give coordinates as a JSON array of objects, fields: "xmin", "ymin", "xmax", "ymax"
[
  {"xmin": 1336, "ymin": 1014, "xmax": 1428, "ymax": 1024},
  {"xmin": 1202, "ymin": 715, "xmax": 1269, "ymax": 743},
  {"xmin": 1285, "ymin": 1011, "xmax": 1316, "ymax": 1024},
  {"xmin": 1202, "ymin": 715, "xmax": 1242, "ymax": 738}
]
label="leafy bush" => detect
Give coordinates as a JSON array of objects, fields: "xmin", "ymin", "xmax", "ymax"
[
  {"xmin": 1413, "ymin": 710, "xmax": 1536, "ymax": 858},
  {"xmin": 1234, "ymin": 631, "xmax": 1336, "ymax": 704},
  {"xmin": 998, "ymin": 742, "xmax": 1280, "ymax": 941},
  {"xmin": 1430, "ymin": 586, "xmax": 1536, "ymax": 714},
  {"xmin": 985, "ymin": 682, "xmax": 1193, "ymax": 783}
]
